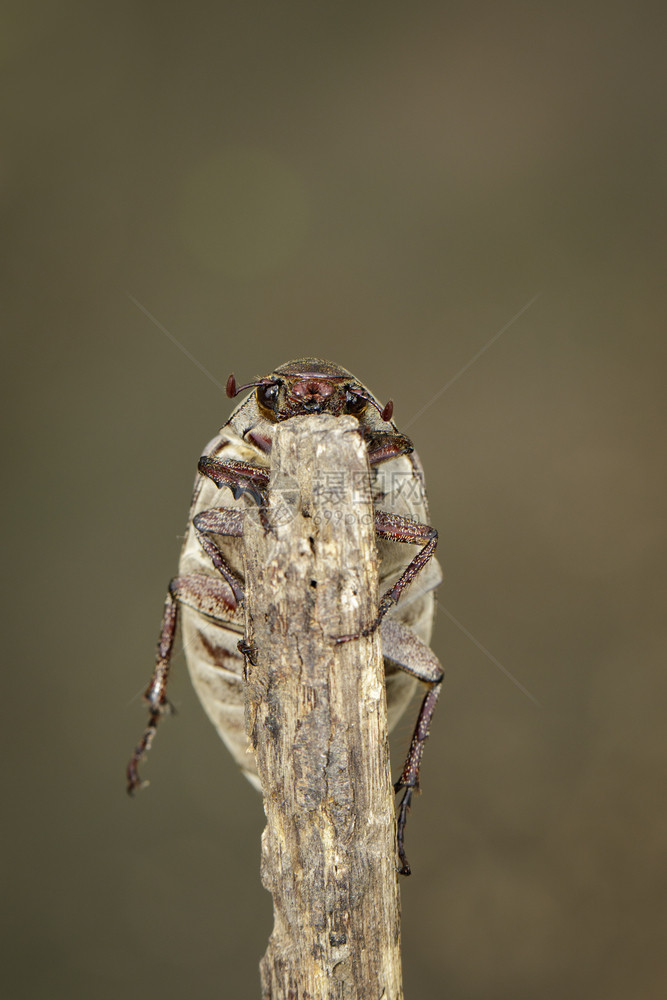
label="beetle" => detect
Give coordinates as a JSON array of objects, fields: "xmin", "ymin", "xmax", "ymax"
[{"xmin": 127, "ymin": 358, "xmax": 443, "ymax": 874}]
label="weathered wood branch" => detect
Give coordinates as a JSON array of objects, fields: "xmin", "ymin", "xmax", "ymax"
[{"xmin": 243, "ymin": 414, "xmax": 403, "ymax": 1000}]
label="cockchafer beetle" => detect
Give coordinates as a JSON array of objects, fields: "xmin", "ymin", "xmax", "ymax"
[{"xmin": 127, "ymin": 358, "xmax": 443, "ymax": 874}]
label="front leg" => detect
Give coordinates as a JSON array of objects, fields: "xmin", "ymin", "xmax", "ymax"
[
  {"xmin": 198, "ymin": 455, "xmax": 270, "ymax": 506},
  {"xmin": 381, "ymin": 620, "xmax": 444, "ymax": 876},
  {"xmin": 365, "ymin": 430, "xmax": 413, "ymax": 466}
]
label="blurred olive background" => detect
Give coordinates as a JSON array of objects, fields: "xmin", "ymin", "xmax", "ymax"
[{"xmin": 2, "ymin": 2, "xmax": 666, "ymax": 998}]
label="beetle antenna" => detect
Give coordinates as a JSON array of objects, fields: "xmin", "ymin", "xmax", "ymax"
[
  {"xmin": 358, "ymin": 392, "xmax": 394, "ymax": 422},
  {"xmin": 226, "ymin": 374, "xmax": 275, "ymax": 398}
]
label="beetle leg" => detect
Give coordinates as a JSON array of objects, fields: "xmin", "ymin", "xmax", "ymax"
[
  {"xmin": 193, "ymin": 507, "xmax": 245, "ymax": 604},
  {"xmin": 374, "ymin": 511, "xmax": 438, "ymax": 620},
  {"xmin": 336, "ymin": 511, "xmax": 437, "ymax": 643},
  {"xmin": 366, "ymin": 431, "xmax": 413, "ymax": 466},
  {"xmin": 380, "ymin": 620, "xmax": 444, "ymax": 875},
  {"xmin": 127, "ymin": 585, "xmax": 178, "ymax": 795},
  {"xmin": 126, "ymin": 573, "xmax": 240, "ymax": 794},
  {"xmin": 198, "ymin": 456, "xmax": 269, "ymax": 506}
]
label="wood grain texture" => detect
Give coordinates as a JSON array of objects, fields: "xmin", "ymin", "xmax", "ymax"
[{"xmin": 243, "ymin": 414, "xmax": 403, "ymax": 1000}]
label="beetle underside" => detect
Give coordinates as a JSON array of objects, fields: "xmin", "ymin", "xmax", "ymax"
[{"xmin": 127, "ymin": 358, "xmax": 443, "ymax": 876}]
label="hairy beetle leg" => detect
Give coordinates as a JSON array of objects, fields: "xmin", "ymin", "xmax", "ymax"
[
  {"xmin": 126, "ymin": 573, "xmax": 242, "ymax": 794},
  {"xmin": 128, "ymin": 501, "xmax": 250, "ymax": 794},
  {"xmin": 381, "ymin": 620, "xmax": 444, "ymax": 875},
  {"xmin": 395, "ymin": 787, "xmax": 414, "ymax": 876},
  {"xmin": 366, "ymin": 431, "xmax": 413, "ymax": 466},
  {"xmin": 335, "ymin": 511, "xmax": 437, "ymax": 644},
  {"xmin": 393, "ymin": 683, "xmax": 443, "ymax": 873},
  {"xmin": 127, "ymin": 587, "xmax": 178, "ymax": 794},
  {"xmin": 198, "ymin": 455, "xmax": 269, "ymax": 507},
  {"xmin": 193, "ymin": 507, "xmax": 245, "ymax": 604}
]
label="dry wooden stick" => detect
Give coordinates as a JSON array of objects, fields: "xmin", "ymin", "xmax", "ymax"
[{"xmin": 242, "ymin": 414, "xmax": 404, "ymax": 1000}]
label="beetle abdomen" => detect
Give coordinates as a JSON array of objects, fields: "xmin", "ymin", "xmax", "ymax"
[{"xmin": 169, "ymin": 371, "xmax": 442, "ymax": 792}]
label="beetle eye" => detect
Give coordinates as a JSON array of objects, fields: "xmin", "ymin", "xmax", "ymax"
[
  {"xmin": 257, "ymin": 382, "xmax": 279, "ymax": 409},
  {"xmin": 345, "ymin": 389, "xmax": 367, "ymax": 415}
]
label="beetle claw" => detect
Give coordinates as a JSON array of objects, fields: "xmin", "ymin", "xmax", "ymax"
[
  {"xmin": 230, "ymin": 483, "xmax": 265, "ymax": 506},
  {"xmin": 395, "ymin": 785, "xmax": 415, "ymax": 876},
  {"xmin": 238, "ymin": 638, "xmax": 259, "ymax": 666}
]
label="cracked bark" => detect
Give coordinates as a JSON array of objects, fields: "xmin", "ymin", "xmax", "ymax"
[{"xmin": 243, "ymin": 414, "xmax": 404, "ymax": 1000}]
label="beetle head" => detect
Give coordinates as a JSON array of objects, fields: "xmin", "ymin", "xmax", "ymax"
[{"xmin": 227, "ymin": 358, "xmax": 394, "ymax": 424}]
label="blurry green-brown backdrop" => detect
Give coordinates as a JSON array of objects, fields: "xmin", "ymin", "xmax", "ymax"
[{"xmin": 3, "ymin": 2, "xmax": 666, "ymax": 998}]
